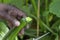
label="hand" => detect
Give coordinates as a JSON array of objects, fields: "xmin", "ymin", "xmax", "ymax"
[{"xmin": 0, "ymin": 4, "xmax": 26, "ymax": 27}]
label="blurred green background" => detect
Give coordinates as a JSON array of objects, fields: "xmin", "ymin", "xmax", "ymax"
[{"xmin": 0, "ymin": 0, "xmax": 59, "ymax": 40}]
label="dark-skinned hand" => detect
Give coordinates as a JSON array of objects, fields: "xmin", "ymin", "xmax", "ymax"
[{"xmin": 0, "ymin": 3, "xmax": 26, "ymax": 35}]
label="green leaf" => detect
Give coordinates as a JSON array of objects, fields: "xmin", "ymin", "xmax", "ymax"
[
  {"xmin": 49, "ymin": 0, "xmax": 60, "ymax": 17},
  {"xmin": 0, "ymin": 22, "xmax": 9, "ymax": 40}
]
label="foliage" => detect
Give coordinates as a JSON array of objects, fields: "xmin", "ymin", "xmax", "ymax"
[
  {"xmin": 0, "ymin": 22, "xmax": 9, "ymax": 40},
  {"xmin": 3, "ymin": 17, "xmax": 32, "ymax": 40},
  {"xmin": 49, "ymin": 0, "xmax": 60, "ymax": 17},
  {"xmin": 0, "ymin": 0, "xmax": 59, "ymax": 40}
]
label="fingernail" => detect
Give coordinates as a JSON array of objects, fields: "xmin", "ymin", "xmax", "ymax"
[{"xmin": 14, "ymin": 20, "xmax": 20, "ymax": 26}]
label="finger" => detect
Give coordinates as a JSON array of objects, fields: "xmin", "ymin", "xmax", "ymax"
[
  {"xmin": 6, "ymin": 5, "xmax": 26, "ymax": 20},
  {"xmin": 0, "ymin": 11, "xmax": 20, "ymax": 26},
  {"xmin": 9, "ymin": 9, "xmax": 26, "ymax": 20},
  {"xmin": 18, "ymin": 28, "xmax": 24, "ymax": 36},
  {"xmin": 17, "ymin": 10, "xmax": 26, "ymax": 20},
  {"xmin": 7, "ymin": 5, "xmax": 26, "ymax": 19}
]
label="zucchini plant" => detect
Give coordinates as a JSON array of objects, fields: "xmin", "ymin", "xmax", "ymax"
[{"xmin": 2, "ymin": 17, "xmax": 32, "ymax": 40}]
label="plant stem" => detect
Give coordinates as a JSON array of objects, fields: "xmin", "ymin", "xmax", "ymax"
[
  {"xmin": 45, "ymin": 0, "xmax": 49, "ymax": 26},
  {"xmin": 31, "ymin": 0, "xmax": 37, "ymax": 15},
  {"xmin": 26, "ymin": 0, "xmax": 28, "ymax": 6},
  {"xmin": 39, "ymin": 19, "xmax": 57, "ymax": 35},
  {"xmin": 37, "ymin": 0, "xmax": 40, "ymax": 37},
  {"xmin": 45, "ymin": 0, "xmax": 48, "ymax": 10},
  {"xmin": 36, "ymin": 32, "xmax": 50, "ymax": 40}
]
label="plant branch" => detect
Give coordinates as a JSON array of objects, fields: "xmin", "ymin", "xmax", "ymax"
[{"xmin": 37, "ymin": 0, "xmax": 40, "ymax": 37}]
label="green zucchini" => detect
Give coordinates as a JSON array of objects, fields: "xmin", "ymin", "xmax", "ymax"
[{"xmin": 3, "ymin": 17, "xmax": 32, "ymax": 40}]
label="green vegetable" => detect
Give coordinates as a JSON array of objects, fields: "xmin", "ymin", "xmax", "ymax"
[{"xmin": 3, "ymin": 17, "xmax": 32, "ymax": 40}]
